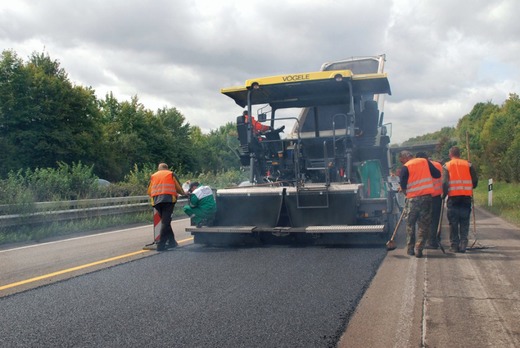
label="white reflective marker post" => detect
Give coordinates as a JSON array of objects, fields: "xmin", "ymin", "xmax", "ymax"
[{"xmin": 488, "ymin": 178, "xmax": 493, "ymax": 207}]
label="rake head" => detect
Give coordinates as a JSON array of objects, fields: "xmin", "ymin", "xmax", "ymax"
[{"xmin": 386, "ymin": 239, "xmax": 397, "ymax": 251}]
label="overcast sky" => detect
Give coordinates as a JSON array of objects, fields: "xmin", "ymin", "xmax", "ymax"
[{"xmin": 1, "ymin": 0, "xmax": 518, "ymax": 143}]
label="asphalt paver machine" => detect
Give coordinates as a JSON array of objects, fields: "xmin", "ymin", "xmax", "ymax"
[{"xmin": 188, "ymin": 55, "xmax": 400, "ymax": 245}]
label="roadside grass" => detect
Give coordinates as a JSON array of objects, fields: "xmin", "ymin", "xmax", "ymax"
[{"xmin": 473, "ymin": 180, "xmax": 520, "ymax": 227}]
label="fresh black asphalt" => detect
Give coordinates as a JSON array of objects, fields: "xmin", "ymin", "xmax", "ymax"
[{"xmin": 0, "ymin": 244, "xmax": 386, "ymax": 347}]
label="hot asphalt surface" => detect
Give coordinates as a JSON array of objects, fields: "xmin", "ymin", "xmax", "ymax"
[{"xmin": 0, "ymin": 244, "xmax": 386, "ymax": 347}]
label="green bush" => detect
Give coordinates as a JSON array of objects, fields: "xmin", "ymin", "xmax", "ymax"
[
  {"xmin": 0, "ymin": 170, "xmax": 35, "ymax": 212},
  {"xmin": 0, "ymin": 163, "xmax": 246, "ymax": 206},
  {"xmin": 0, "ymin": 162, "xmax": 103, "ymax": 204},
  {"xmin": 123, "ymin": 163, "xmax": 157, "ymax": 194}
]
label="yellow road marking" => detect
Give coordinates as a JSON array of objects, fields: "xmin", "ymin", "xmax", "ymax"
[
  {"xmin": 0, "ymin": 250, "xmax": 149, "ymax": 291},
  {"xmin": 0, "ymin": 237, "xmax": 193, "ymax": 292}
]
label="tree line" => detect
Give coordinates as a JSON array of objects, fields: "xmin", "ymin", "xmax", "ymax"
[
  {"xmin": 2, "ymin": 49, "xmax": 520, "ymax": 187},
  {"xmin": 0, "ymin": 50, "xmax": 241, "ymax": 182},
  {"xmin": 402, "ymin": 94, "xmax": 520, "ymax": 183}
]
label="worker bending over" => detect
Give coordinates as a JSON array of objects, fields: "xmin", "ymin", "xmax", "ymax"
[{"xmin": 183, "ymin": 182, "xmax": 217, "ymax": 227}]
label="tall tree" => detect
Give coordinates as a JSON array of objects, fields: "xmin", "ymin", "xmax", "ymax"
[
  {"xmin": 98, "ymin": 95, "xmax": 150, "ymax": 180},
  {"xmin": 456, "ymin": 101, "xmax": 499, "ymax": 171},
  {"xmin": 480, "ymin": 94, "xmax": 520, "ymax": 181},
  {"xmin": 0, "ymin": 50, "xmax": 31, "ymax": 175},
  {"xmin": 200, "ymin": 122, "xmax": 241, "ymax": 173},
  {"xmin": 97, "ymin": 96, "xmax": 197, "ymax": 181},
  {"xmin": 0, "ymin": 51, "xmax": 103, "ymax": 176},
  {"xmin": 154, "ymin": 106, "xmax": 194, "ymax": 172}
]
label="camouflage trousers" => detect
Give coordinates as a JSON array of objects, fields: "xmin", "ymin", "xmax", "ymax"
[{"xmin": 405, "ymin": 195, "xmax": 433, "ymax": 251}]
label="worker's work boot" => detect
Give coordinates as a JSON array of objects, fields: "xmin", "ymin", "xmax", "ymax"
[
  {"xmin": 166, "ymin": 240, "xmax": 178, "ymax": 249},
  {"xmin": 458, "ymin": 240, "xmax": 468, "ymax": 253},
  {"xmin": 407, "ymin": 248, "xmax": 415, "ymax": 256},
  {"xmin": 414, "ymin": 248, "xmax": 423, "ymax": 258},
  {"xmin": 156, "ymin": 242, "xmax": 166, "ymax": 251},
  {"xmin": 449, "ymin": 244, "xmax": 459, "ymax": 253}
]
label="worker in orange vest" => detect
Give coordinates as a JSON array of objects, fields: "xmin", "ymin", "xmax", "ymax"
[
  {"xmin": 416, "ymin": 152, "xmax": 443, "ymax": 249},
  {"xmin": 243, "ymin": 110, "xmax": 271, "ymax": 136},
  {"xmin": 147, "ymin": 163, "xmax": 186, "ymax": 251},
  {"xmin": 442, "ymin": 146, "xmax": 478, "ymax": 253},
  {"xmin": 399, "ymin": 150, "xmax": 441, "ymax": 258}
]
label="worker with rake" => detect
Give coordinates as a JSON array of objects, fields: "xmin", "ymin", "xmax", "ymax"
[
  {"xmin": 399, "ymin": 150, "xmax": 441, "ymax": 258},
  {"xmin": 442, "ymin": 146, "xmax": 478, "ymax": 253}
]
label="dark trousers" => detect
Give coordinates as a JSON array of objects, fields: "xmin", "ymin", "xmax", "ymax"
[
  {"xmin": 430, "ymin": 195, "xmax": 443, "ymax": 243},
  {"xmin": 154, "ymin": 202, "xmax": 176, "ymax": 244},
  {"xmin": 447, "ymin": 197, "xmax": 472, "ymax": 246}
]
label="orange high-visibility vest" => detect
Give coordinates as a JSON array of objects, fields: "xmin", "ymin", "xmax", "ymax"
[
  {"xmin": 244, "ymin": 115, "xmax": 270, "ymax": 134},
  {"xmin": 432, "ymin": 161, "xmax": 443, "ymax": 197},
  {"xmin": 445, "ymin": 158, "xmax": 473, "ymax": 197},
  {"xmin": 404, "ymin": 158, "xmax": 434, "ymax": 198},
  {"xmin": 149, "ymin": 170, "xmax": 178, "ymax": 197}
]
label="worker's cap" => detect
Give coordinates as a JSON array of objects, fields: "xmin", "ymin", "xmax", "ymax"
[{"xmin": 189, "ymin": 181, "xmax": 200, "ymax": 192}]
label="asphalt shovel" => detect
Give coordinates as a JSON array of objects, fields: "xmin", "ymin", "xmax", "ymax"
[{"xmin": 386, "ymin": 207, "xmax": 406, "ymax": 251}]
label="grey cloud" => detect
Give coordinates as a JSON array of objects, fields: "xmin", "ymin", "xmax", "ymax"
[{"xmin": 1, "ymin": 0, "xmax": 519, "ymax": 143}]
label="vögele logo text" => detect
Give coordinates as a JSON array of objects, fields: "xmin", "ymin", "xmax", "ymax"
[{"xmin": 282, "ymin": 74, "xmax": 310, "ymax": 82}]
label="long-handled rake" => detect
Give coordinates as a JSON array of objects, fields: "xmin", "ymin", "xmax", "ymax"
[{"xmin": 386, "ymin": 207, "xmax": 406, "ymax": 251}]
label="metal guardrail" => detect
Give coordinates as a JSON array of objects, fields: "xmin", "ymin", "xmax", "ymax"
[{"xmin": 0, "ymin": 196, "xmax": 188, "ymax": 228}]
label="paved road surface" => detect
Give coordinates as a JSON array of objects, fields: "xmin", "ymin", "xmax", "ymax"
[
  {"xmin": 2, "ymin": 207, "xmax": 519, "ymax": 347},
  {"xmin": 338, "ymin": 207, "xmax": 520, "ymax": 347},
  {"xmin": 0, "ymin": 223, "xmax": 386, "ymax": 347},
  {"xmin": 0, "ymin": 219, "xmax": 192, "ymax": 295}
]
